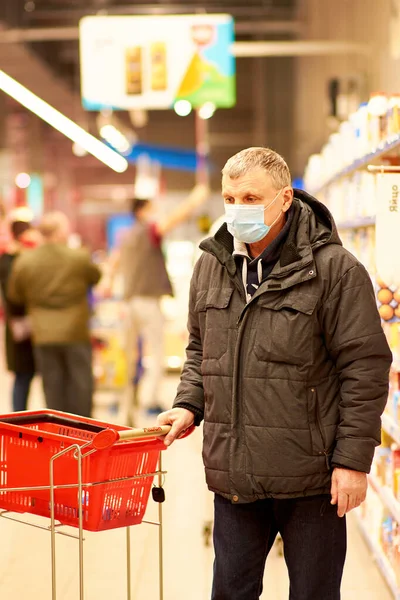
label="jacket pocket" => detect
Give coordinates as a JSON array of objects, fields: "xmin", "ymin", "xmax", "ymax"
[
  {"xmin": 307, "ymin": 386, "xmax": 330, "ymax": 469},
  {"xmin": 254, "ymin": 293, "xmax": 319, "ymax": 365},
  {"xmin": 195, "ymin": 287, "xmax": 234, "ymax": 360}
]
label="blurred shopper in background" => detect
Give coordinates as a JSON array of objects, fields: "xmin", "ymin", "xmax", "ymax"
[
  {"xmin": 110, "ymin": 183, "xmax": 209, "ymax": 422},
  {"xmin": 0, "ymin": 208, "xmax": 41, "ymax": 412},
  {"xmin": 158, "ymin": 147, "xmax": 392, "ymax": 600},
  {"xmin": 8, "ymin": 212, "xmax": 101, "ymax": 417}
]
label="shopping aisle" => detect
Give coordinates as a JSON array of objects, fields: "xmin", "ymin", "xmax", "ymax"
[{"xmin": 0, "ymin": 372, "xmax": 393, "ymax": 600}]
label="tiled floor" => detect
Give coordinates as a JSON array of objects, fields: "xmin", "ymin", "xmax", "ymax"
[{"xmin": 0, "ymin": 372, "xmax": 394, "ymax": 599}]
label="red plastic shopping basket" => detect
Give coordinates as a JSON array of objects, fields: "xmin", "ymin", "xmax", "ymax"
[{"xmin": 0, "ymin": 410, "xmax": 167, "ymax": 532}]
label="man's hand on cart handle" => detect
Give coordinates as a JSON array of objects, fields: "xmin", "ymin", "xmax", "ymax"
[
  {"xmin": 157, "ymin": 408, "xmax": 195, "ymax": 447},
  {"xmin": 92, "ymin": 425, "xmax": 173, "ymax": 450}
]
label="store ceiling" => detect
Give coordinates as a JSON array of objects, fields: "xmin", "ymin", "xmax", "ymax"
[
  {"xmin": 0, "ymin": 0, "xmax": 299, "ymax": 187},
  {"xmin": 0, "ymin": 0, "xmax": 299, "ymax": 109},
  {"xmin": 2, "ymin": 0, "xmax": 298, "ymax": 26}
]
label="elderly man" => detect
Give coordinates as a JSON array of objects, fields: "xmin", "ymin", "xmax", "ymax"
[
  {"xmin": 158, "ymin": 147, "xmax": 392, "ymax": 599},
  {"xmin": 8, "ymin": 212, "xmax": 101, "ymax": 417}
]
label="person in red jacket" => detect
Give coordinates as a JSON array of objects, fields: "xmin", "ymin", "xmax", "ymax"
[{"xmin": 0, "ymin": 208, "xmax": 41, "ymax": 411}]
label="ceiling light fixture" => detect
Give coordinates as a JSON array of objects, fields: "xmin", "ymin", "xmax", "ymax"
[
  {"xmin": 0, "ymin": 70, "xmax": 128, "ymax": 173},
  {"xmin": 72, "ymin": 142, "xmax": 88, "ymax": 157},
  {"xmin": 15, "ymin": 173, "xmax": 31, "ymax": 189},
  {"xmin": 99, "ymin": 124, "xmax": 132, "ymax": 154},
  {"xmin": 174, "ymin": 100, "xmax": 192, "ymax": 117},
  {"xmin": 198, "ymin": 102, "xmax": 216, "ymax": 120}
]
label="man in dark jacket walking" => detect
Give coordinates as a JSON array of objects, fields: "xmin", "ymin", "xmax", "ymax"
[
  {"xmin": 158, "ymin": 147, "xmax": 392, "ymax": 599},
  {"xmin": 8, "ymin": 212, "xmax": 101, "ymax": 417}
]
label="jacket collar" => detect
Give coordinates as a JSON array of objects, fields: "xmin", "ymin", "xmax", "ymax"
[
  {"xmin": 200, "ymin": 200, "xmax": 304, "ymax": 278},
  {"xmin": 200, "ymin": 191, "xmax": 342, "ymax": 293}
]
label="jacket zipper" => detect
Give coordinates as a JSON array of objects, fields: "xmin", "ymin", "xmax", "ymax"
[
  {"xmin": 312, "ymin": 388, "xmax": 330, "ymax": 470},
  {"xmin": 229, "ymin": 307, "xmax": 250, "ymax": 501}
]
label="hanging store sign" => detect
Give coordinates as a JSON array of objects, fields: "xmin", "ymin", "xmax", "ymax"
[
  {"xmin": 79, "ymin": 14, "xmax": 236, "ymax": 111},
  {"xmin": 375, "ymin": 171, "xmax": 400, "ymax": 288}
]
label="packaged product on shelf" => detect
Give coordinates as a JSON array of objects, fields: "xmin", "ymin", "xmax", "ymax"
[
  {"xmin": 395, "ymin": 534, "xmax": 400, "ymax": 587},
  {"xmin": 345, "ymin": 177, "xmax": 359, "ymax": 221},
  {"xmin": 376, "ymin": 280, "xmax": 400, "ymax": 324},
  {"xmin": 304, "ymin": 92, "xmax": 400, "ymax": 192},
  {"xmin": 381, "ymin": 514, "xmax": 394, "ymax": 557},
  {"xmin": 361, "ymin": 485, "xmax": 385, "ymax": 544},
  {"xmin": 361, "ymin": 171, "xmax": 377, "ymax": 217},
  {"xmin": 339, "ymin": 120, "xmax": 355, "ymax": 167},
  {"xmin": 366, "ymin": 227, "xmax": 376, "ymax": 275},
  {"xmin": 368, "ymin": 92, "xmax": 389, "ymax": 149},
  {"xmin": 385, "ymin": 448, "xmax": 394, "ymax": 489},
  {"xmin": 392, "ymin": 445, "xmax": 400, "ymax": 500},
  {"xmin": 303, "ymin": 154, "xmax": 322, "ymax": 190},
  {"xmin": 374, "ymin": 434, "xmax": 392, "ymax": 485},
  {"xmin": 387, "ymin": 95, "xmax": 400, "ymax": 138},
  {"xmin": 381, "ymin": 513, "xmax": 400, "ymax": 586},
  {"xmin": 351, "ymin": 102, "xmax": 370, "ymax": 160},
  {"xmin": 385, "ymin": 322, "xmax": 400, "ymax": 364},
  {"xmin": 379, "ymin": 447, "xmax": 392, "ymax": 486},
  {"xmin": 325, "ymin": 183, "xmax": 345, "ymax": 223},
  {"xmin": 330, "ymin": 132, "xmax": 345, "ymax": 174},
  {"xmin": 349, "ymin": 172, "xmax": 361, "ymax": 220},
  {"xmin": 358, "ymin": 229, "xmax": 370, "ymax": 269},
  {"xmin": 351, "ymin": 230, "xmax": 361, "ymax": 261},
  {"xmin": 321, "ymin": 143, "xmax": 333, "ymax": 183},
  {"xmin": 396, "ymin": 293, "xmax": 400, "ymax": 322},
  {"xmin": 303, "ymin": 87, "xmax": 400, "ymax": 595}
]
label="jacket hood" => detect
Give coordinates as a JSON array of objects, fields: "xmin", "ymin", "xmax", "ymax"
[
  {"xmin": 295, "ymin": 188, "xmax": 341, "ymax": 248},
  {"xmin": 200, "ymin": 189, "xmax": 342, "ymax": 276}
]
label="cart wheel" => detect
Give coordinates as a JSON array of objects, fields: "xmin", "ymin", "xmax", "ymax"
[{"xmin": 152, "ymin": 486, "xmax": 166, "ymax": 503}]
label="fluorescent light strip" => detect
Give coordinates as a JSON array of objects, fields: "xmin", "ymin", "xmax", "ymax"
[{"xmin": 0, "ymin": 70, "xmax": 128, "ymax": 173}]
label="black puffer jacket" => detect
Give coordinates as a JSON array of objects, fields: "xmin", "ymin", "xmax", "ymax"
[
  {"xmin": 174, "ymin": 191, "xmax": 392, "ymax": 503},
  {"xmin": 0, "ymin": 252, "xmax": 35, "ymax": 374}
]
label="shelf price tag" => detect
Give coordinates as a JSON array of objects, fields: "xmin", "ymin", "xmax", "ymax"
[{"xmin": 376, "ymin": 171, "xmax": 400, "ymax": 288}]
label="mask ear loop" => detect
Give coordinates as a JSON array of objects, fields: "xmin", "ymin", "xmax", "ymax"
[{"xmin": 263, "ymin": 188, "xmax": 283, "ymax": 213}]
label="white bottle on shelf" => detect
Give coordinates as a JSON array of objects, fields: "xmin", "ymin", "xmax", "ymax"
[
  {"xmin": 304, "ymin": 154, "xmax": 322, "ymax": 190},
  {"xmin": 368, "ymin": 92, "xmax": 389, "ymax": 151},
  {"xmin": 340, "ymin": 120, "xmax": 355, "ymax": 167},
  {"xmin": 387, "ymin": 95, "xmax": 400, "ymax": 139},
  {"xmin": 352, "ymin": 102, "xmax": 369, "ymax": 160}
]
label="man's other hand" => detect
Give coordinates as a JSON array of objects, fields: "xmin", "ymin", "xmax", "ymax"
[
  {"xmin": 331, "ymin": 467, "xmax": 367, "ymax": 518},
  {"xmin": 157, "ymin": 408, "xmax": 195, "ymax": 447}
]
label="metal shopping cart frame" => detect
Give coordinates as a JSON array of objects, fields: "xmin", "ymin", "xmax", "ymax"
[{"xmin": 0, "ymin": 410, "xmax": 187, "ymax": 600}]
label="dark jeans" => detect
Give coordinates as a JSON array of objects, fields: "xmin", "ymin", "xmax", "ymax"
[
  {"xmin": 212, "ymin": 493, "xmax": 347, "ymax": 600},
  {"xmin": 12, "ymin": 371, "xmax": 35, "ymax": 412},
  {"xmin": 35, "ymin": 344, "xmax": 93, "ymax": 417}
]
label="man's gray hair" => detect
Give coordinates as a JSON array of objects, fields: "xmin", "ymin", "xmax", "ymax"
[
  {"xmin": 222, "ymin": 147, "xmax": 291, "ymax": 189},
  {"xmin": 39, "ymin": 211, "xmax": 69, "ymax": 239}
]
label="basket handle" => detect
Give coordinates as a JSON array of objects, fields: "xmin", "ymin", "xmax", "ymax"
[{"xmin": 92, "ymin": 424, "xmax": 194, "ymax": 451}]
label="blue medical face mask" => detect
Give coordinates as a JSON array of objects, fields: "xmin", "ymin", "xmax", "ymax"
[{"xmin": 224, "ymin": 189, "xmax": 283, "ymax": 243}]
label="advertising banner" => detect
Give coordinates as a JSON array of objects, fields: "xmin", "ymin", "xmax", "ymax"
[{"xmin": 79, "ymin": 14, "xmax": 236, "ymax": 111}]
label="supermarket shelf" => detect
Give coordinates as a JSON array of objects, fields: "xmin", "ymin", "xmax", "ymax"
[
  {"xmin": 382, "ymin": 413, "xmax": 400, "ymax": 446},
  {"xmin": 355, "ymin": 513, "xmax": 400, "ymax": 599},
  {"xmin": 310, "ymin": 133, "xmax": 400, "ymax": 196},
  {"xmin": 368, "ymin": 475, "xmax": 400, "ymax": 524},
  {"xmin": 336, "ymin": 216, "xmax": 376, "ymax": 230}
]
